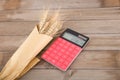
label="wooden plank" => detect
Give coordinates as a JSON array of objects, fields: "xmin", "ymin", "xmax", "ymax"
[
  {"xmin": 36, "ymin": 50, "xmax": 120, "ymax": 69},
  {"xmin": 0, "ymin": 52, "xmax": 4, "ymax": 66},
  {"xmin": 87, "ymin": 34, "xmax": 120, "ymax": 50},
  {"xmin": 0, "ymin": 8, "xmax": 120, "ymax": 21},
  {"xmin": 0, "ymin": 0, "xmax": 21, "ymax": 10},
  {"xmin": 0, "ymin": 0, "xmax": 101, "ymax": 10},
  {"xmin": 0, "ymin": 22, "xmax": 35, "ymax": 36},
  {"xmin": 0, "ymin": 34, "xmax": 120, "ymax": 51},
  {"xmin": 20, "ymin": 69, "xmax": 64, "ymax": 80},
  {"xmin": 0, "ymin": 52, "xmax": 13, "ymax": 70},
  {"xmin": 102, "ymin": 0, "xmax": 120, "ymax": 7},
  {"xmin": 19, "ymin": 69, "xmax": 120, "ymax": 80},
  {"xmin": 0, "ymin": 36, "xmax": 26, "ymax": 52},
  {"xmin": 1, "ymin": 50, "xmax": 120, "ymax": 70},
  {"xmin": 0, "ymin": 20, "xmax": 120, "ymax": 35}
]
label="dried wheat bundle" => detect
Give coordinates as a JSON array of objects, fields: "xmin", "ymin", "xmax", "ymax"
[{"xmin": 0, "ymin": 10, "xmax": 62, "ymax": 80}]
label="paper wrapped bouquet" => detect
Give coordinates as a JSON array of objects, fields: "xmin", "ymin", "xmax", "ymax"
[{"xmin": 0, "ymin": 11, "xmax": 62, "ymax": 80}]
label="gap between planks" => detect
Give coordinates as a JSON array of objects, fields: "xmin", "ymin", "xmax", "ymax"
[
  {"xmin": 0, "ymin": 20, "xmax": 120, "ymax": 36},
  {"xmin": 0, "ymin": 7, "xmax": 120, "ymax": 21},
  {"xmin": 19, "ymin": 69, "xmax": 120, "ymax": 80},
  {"xmin": 0, "ymin": 50, "xmax": 120, "ymax": 70},
  {"xmin": 0, "ymin": 0, "xmax": 101, "ymax": 10},
  {"xmin": 0, "ymin": 34, "xmax": 120, "ymax": 52}
]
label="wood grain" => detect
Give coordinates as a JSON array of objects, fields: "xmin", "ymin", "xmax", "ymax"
[
  {"xmin": 20, "ymin": 69, "xmax": 120, "ymax": 80},
  {"xmin": 0, "ymin": 52, "xmax": 13, "ymax": 70},
  {"xmin": 102, "ymin": 0, "xmax": 120, "ymax": 7},
  {"xmin": 0, "ymin": 34, "xmax": 120, "ymax": 52},
  {"xmin": 2, "ymin": 0, "xmax": 21, "ymax": 10},
  {"xmin": 0, "ymin": 0, "xmax": 101, "ymax": 10},
  {"xmin": 0, "ymin": 8, "xmax": 120, "ymax": 21},
  {"xmin": 1, "ymin": 50, "xmax": 120, "ymax": 70},
  {"xmin": 38, "ymin": 50, "xmax": 120, "ymax": 70},
  {"xmin": 0, "ymin": 52, "xmax": 3, "ymax": 66},
  {"xmin": 0, "ymin": 20, "xmax": 120, "ymax": 36},
  {"xmin": 0, "ymin": 0, "xmax": 120, "ymax": 79}
]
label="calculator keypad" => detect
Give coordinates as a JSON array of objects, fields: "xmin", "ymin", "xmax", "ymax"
[{"xmin": 41, "ymin": 37, "xmax": 82, "ymax": 71}]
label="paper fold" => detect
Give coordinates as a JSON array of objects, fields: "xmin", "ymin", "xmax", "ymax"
[{"xmin": 0, "ymin": 26, "xmax": 53, "ymax": 80}]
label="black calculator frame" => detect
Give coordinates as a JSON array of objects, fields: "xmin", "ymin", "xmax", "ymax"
[{"xmin": 60, "ymin": 28, "xmax": 89, "ymax": 48}]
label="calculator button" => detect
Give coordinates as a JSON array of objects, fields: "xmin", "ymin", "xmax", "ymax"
[
  {"xmin": 45, "ymin": 56, "xmax": 52, "ymax": 61},
  {"xmin": 54, "ymin": 41, "xmax": 59, "ymax": 45},
  {"xmin": 57, "ymin": 38, "xmax": 63, "ymax": 41},
  {"xmin": 56, "ymin": 62, "xmax": 61, "ymax": 67},
  {"xmin": 62, "ymin": 40, "xmax": 66, "ymax": 43},
  {"xmin": 62, "ymin": 55, "xmax": 67, "ymax": 59},
  {"xmin": 66, "ymin": 42, "xmax": 71, "ymax": 46},
  {"xmin": 70, "ymin": 54, "xmax": 76, "ymax": 58},
  {"xmin": 60, "ymin": 49, "xmax": 65, "ymax": 53},
  {"xmin": 50, "ymin": 53, "xmax": 54, "ymax": 57},
  {"xmin": 54, "ymin": 56, "xmax": 59, "ymax": 60},
  {"xmin": 65, "ymin": 51, "xmax": 69, "ymax": 55},
  {"xmin": 59, "ymin": 43, "xmax": 64, "ymax": 47},
  {"xmin": 53, "ymin": 50, "xmax": 57, "ymax": 54},
  {"xmin": 59, "ymin": 58, "xmax": 64, "ymax": 63},
  {"xmin": 42, "ymin": 54, "xmax": 47, "ymax": 58},
  {"xmin": 67, "ymin": 57, "xmax": 73, "ymax": 62},
  {"xmin": 56, "ymin": 46, "xmax": 60, "ymax": 50},
  {"xmin": 71, "ymin": 44, "xmax": 76, "ymax": 48},
  {"xmin": 61, "ymin": 65, "xmax": 66, "ymax": 70},
  {"xmin": 51, "ymin": 44, "xmax": 56, "ymax": 48},
  {"xmin": 68, "ymin": 48, "xmax": 73, "ymax": 51},
  {"xmin": 64, "ymin": 45, "xmax": 68, "ymax": 49},
  {"xmin": 47, "ymin": 47, "xmax": 53, "ymax": 52},
  {"xmin": 45, "ymin": 51, "xmax": 50, "ymax": 55},
  {"xmin": 57, "ymin": 53, "xmax": 62, "ymax": 56},
  {"xmin": 75, "ymin": 46, "xmax": 81, "ymax": 51},
  {"xmin": 64, "ymin": 61, "xmax": 70, "ymax": 66},
  {"xmin": 51, "ymin": 59, "xmax": 56, "ymax": 64}
]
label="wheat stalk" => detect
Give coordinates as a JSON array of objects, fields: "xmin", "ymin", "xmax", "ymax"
[{"xmin": 0, "ymin": 10, "xmax": 62, "ymax": 80}]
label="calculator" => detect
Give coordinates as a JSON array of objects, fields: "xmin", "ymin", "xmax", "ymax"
[{"xmin": 41, "ymin": 28, "xmax": 89, "ymax": 71}]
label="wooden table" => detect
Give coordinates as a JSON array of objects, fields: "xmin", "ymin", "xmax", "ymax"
[{"xmin": 0, "ymin": 0, "xmax": 120, "ymax": 80}]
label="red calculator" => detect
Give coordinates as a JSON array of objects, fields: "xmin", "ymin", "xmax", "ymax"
[{"xmin": 41, "ymin": 29, "xmax": 89, "ymax": 71}]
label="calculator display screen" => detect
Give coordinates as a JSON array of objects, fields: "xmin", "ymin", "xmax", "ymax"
[{"xmin": 62, "ymin": 32, "xmax": 86, "ymax": 47}]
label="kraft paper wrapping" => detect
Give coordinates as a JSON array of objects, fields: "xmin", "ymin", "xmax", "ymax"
[{"xmin": 0, "ymin": 26, "xmax": 53, "ymax": 80}]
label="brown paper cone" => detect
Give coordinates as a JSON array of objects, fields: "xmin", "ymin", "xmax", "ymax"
[{"xmin": 0, "ymin": 26, "xmax": 53, "ymax": 80}]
